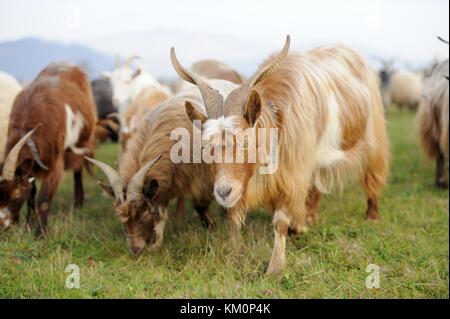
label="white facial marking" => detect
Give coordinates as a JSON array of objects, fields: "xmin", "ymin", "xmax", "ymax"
[
  {"xmin": 316, "ymin": 96, "xmax": 345, "ymax": 168},
  {"xmin": 64, "ymin": 104, "xmax": 85, "ymax": 152},
  {"xmin": 203, "ymin": 116, "xmax": 241, "ymax": 142}
]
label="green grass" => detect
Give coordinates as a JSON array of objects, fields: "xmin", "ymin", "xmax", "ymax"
[{"xmin": 0, "ymin": 110, "xmax": 448, "ymax": 298}]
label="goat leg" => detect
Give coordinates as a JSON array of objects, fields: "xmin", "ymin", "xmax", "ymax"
[
  {"xmin": 435, "ymin": 152, "xmax": 448, "ymax": 189},
  {"xmin": 74, "ymin": 170, "xmax": 84, "ymax": 209}
]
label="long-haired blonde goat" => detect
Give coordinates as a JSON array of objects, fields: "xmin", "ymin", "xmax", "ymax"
[{"xmin": 171, "ymin": 36, "xmax": 390, "ymax": 274}]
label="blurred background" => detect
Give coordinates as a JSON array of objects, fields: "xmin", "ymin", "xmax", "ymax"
[{"xmin": 0, "ymin": 0, "xmax": 448, "ymax": 82}]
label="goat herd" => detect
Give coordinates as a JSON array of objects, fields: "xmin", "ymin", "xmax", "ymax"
[{"xmin": 0, "ymin": 36, "xmax": 448, "ymax": 274}]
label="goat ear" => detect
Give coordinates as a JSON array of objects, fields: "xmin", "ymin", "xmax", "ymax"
[
  {"xmin": 98, "ymin": 181, "xmax": 116, "ymax": 199},
  {"xmin": 143, "ymin": 179, "xmax": 159, "ymax": 200},
  {"xmin": 131, "ymin": 69, "xmax": 142, "ymax": 80},
  {"xmin": 244, "ymin": 90, "xmax": 262, "ymax": 127},
  {"xmin": 185, "ymin": 101, "xmax": 207, "ymax": 125}
]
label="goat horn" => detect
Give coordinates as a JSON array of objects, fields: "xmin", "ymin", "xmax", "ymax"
[
  {"xmin": 84, "ymin": 157, "xmax": 125, "ymax": 203},
  {"xmin": 438, "ymin": 36, "xmax": 449, "ymax": 45},
  {"xmin": 170, "ymin": 47, "xmax": 223, "ymax": 118},
  {"xmin": 124, "ymin": 55, "xmax": 141, "ymax": 69},
  {"xmin": 26, "ymin": 138, "xmax": 48, "ymax": 170},
  {"xmin": 222, "ymin": 36, "xmax": 291, "ymax": 117},
  {"xmin": 126, "ymin": 155, "xmax": 162, "ymax": 203},
  {"xmin": 1, "ymin": 125, "xmax": 42, "ymax": 181},
  {"xmin": 249, "ymin": 35, "xmax": 291, "ymax": 88}
]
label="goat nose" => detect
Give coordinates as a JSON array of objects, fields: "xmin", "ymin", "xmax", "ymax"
[{"xmin": 217, "ymin": 186, "xmax": 232, "ymax": 200}]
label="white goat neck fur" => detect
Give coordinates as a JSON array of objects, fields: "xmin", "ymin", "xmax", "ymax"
[{"xmin": 64, "ymin": 104, "xmax": 88, "ymax": 155}]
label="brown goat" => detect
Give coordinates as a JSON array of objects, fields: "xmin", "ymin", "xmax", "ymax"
[
  {"xmin": 85, "ymin": 84, "xmax": 237, "ymax": 254},
  {"xmin": 172, "ymin": 36, "xmax": 390, "ymax": 274},
  {"xmin": 0, "ymin": 62, "xmax": 97, "ymax": 235}
]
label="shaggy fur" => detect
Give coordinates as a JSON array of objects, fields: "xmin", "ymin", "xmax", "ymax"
[
  {"xmin": 185, "ymin": 43, "xmax": 390, "ymax": 274},
  {"xmin": 95, "ymin": 85, "xmax": 238, "ymax": 253},
  {"xmin": 0, "ymin": 63, "xmax": 97, "ymax": 235},
  {"xmin": 119, "ymin": 85, "xmax": 171, "ymax": 148},
  {"xmin": 416, "ymin": 59, "xmax": 449, "ymax": 188},
  {"xmin": 387, "ymin": 71, "xmax": 423, "ymax": 111},
  {"xmin": 0, "ymin": 72, "xmax": 22, "ymax": 162}
]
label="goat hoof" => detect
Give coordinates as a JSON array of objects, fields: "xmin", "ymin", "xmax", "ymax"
[
  {"xmin": 288, "ymin": 224, "xmax": 309, "ymax": 236},
  {"xmin": 34, "ymin": 226, "xmax": 48, "ymax": 239},
  {"xmin": 366, "ymin": 215, "xmax": 380, "ymax": 222},
  {"xmin": 266, "ymin": 261, "xmax": 286, "ymax": 276}
]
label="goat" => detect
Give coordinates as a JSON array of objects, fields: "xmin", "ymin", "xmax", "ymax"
[
  {"xmin": 103, "ymin": 56, "xmax": 171, "ymax": 114},
  {"xmin": 0, "ymin": 63, "xmax": 97, "ymax": 235},
  {"xmin": 387, "ymin": 71, "xmax": 423, "ymax": 111},
  {"xmin": 0, "ymin": 72, "xmax": 22, "ymax": 163},
  {"xmin": 172, "ymin": 36, "xmax": 390, "ymax": 274},
  {"xmin": 85, "ymin": 82, "xmax": 236, "ymax": 253},
  {"xmin": 416, "ymin": 37, "xmax": 449, "ymax": 188},
  {"xmin": 91, "ymin": 78, "xmax": 120, "ymax": 143}
]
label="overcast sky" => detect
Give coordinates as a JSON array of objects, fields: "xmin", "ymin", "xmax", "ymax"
[{"xmin": 0, "ymin": 0, "xmax": 448, "ymax": 74}]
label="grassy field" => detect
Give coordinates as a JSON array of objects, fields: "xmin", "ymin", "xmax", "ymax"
[{"xmin": 0, "ymin": 110, "xmax": 448, "ymax": 298}]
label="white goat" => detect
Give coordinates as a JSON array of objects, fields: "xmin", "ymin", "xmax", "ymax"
[{"xmin": 103, "ymin": 56, "xmax": 171, "ymax": 114}]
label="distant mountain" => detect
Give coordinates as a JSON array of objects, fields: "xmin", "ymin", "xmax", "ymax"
[{"xmin": 0, "ymin": 38, "xmax": 115, "ymax": 82}]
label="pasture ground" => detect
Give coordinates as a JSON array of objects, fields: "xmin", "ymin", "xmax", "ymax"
[{"xmin": 0, "ymin": 109, "xmax": 448, "ymax": 298}]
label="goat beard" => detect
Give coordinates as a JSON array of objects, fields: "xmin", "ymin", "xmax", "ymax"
[{"xmin": 227, "ymin": 191, "xmax": 249, "ymax": 228}]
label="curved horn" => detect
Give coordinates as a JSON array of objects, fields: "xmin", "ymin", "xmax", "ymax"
[
  {"xmin": 1, "ymin": 125, "xmax": 41, "ymax": 181},
  {"xmin": 438, "ymin": 36, "xmax": 449, "ymax": 45},
  {"xmin": 123, "ymin": 55, "xmax": 141, "ymax": 69},
  {"xmin": 249, "ymin": 35, "xmax": 291, "ymax": 88},
  {"xmin": 126, "ymin": 155, "xmax": 162, "ymax": 202},
  {"xmin": 170, "ymin": 47, "xmax": 223, "ymax": 118},
  {"xmin": 26, "ymin": 138, "xmax": 48, "ymax": 170},
  {"xmin": 85, "ymin": 157, "xmax": 125, "ymax": 203}
]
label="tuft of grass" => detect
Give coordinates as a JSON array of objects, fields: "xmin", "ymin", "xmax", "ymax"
[{"xmin": 0, "ymin": 109, "xmax": 448, "ymax": 298}]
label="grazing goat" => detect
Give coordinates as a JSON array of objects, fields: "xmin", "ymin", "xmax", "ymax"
[
  {"xmin": 91, "ymin": 78, "xmax": 120, "ymax": 143},
  {"xmin": 0, "ymin": 63, "xmax": 97, "ymax": 235},
  {"xmin": 172, "ymin": 36, "xmax": 390, "ymax": 274},
  {"xmin": 86, "ymin": 82, "xmax": 236, "ymax": 253},
  {"xmin": 417, "ymin": 38, "xmax": 449, "ymax": 188},
  {"xmin": 0, "ymin": 72, "xmax": 22, "ymax": 163}
]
